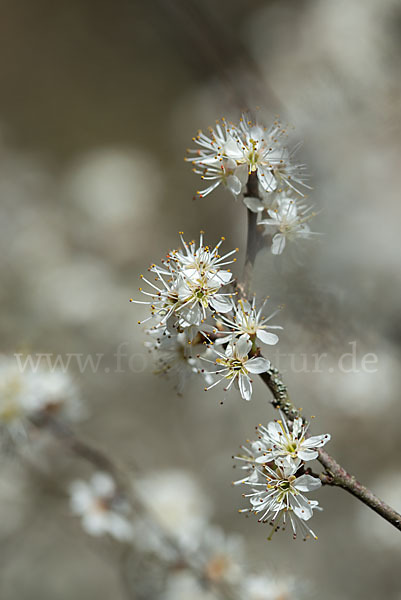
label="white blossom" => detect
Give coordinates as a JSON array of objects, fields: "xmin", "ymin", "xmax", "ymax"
[
  {"xmin": 69, "ymin": 472, "xmax": 133, "ymax": 541},
  {"xmin": 186, "ymin": 115, "xmax": 309, "ymax": 200},
  {"xmin": 170, "ymin": 232, "xmax": 238, "ymax": 283},
  {"xmin": 239, "ymin": 459, "xmax": 322, "ymax": 540},
  {"xmin": 233, "ymin": 441, "xmax": 264, "ymax": 487},
  {"xmin": 131, "ymin": 261, "xmax": 182, "ymax": 327},
  {"xmin": 193, "ymin": 158, "xmax": 247, "ymax": 198},
  {"xmin": 215, "ymin": 297, "xmax": 281, "ymax": 346},
  {"xmin": 202, "ymin": 334, "xmax": 270, "ymax": 401},
  {"xmin": 244, "ymin": 188, "xmax": 296, "ymax": 214},
  {"xmin": 260, "ymin": 197, "xmax": 316, "ymax": 255},
  {"xmin": 145, "ymin": 327, "xmax": 213, "ymax": 394},
  {"xmin": 131, "ymin": 233, "xmax": 236, "ymax": 329},
  {"xmin": 175, "ymin": 272, "xmax": 234, "ymax": 327},
  {"xmin": 254, "ymin": 416, "xmax": 331, "ymax": 468}
]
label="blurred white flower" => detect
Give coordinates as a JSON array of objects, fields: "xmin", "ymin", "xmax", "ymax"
[
  {"xmin": 69, "ymin": 472, "xmax": 133, "ymax": 541},
  {"xmin": 260, "ymin": 197, "xmax": 316, "ymax": 255},
  {"xmin": 163, "ymin": 572, "xmax": 218, "ymax": 600},
  {"xmin": 145, "ymin": 328, "xmax": 213, "ymax": 394},
  {"xmin": 243, "ymin": 574, "xmax": 302, "ymax": 600},
  {"xmin": 134, "ymin": 470, "xmax": 211, "ymax": 555},
  {"xmin": 239, "ymin": 459, "xmax": 322, "ymax": 540},
  {"xmin": 203, "ymin": 334, "xmax": 270, "ymax": 401},
  {"xmin": 0, "ymin": 356, "xmax": 83, "ymax": 447},
  {"xmin": 187, "ymin": 526, "xmax": 244, "ymax": 587}
]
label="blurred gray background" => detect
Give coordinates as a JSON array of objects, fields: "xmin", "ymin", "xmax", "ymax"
[{"xmin": 1, "ymin": 0, "xmax": 401, "ymax": 598}]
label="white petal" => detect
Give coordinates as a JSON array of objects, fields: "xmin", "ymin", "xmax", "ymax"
[
  {"xmin": 249, "ymin": 125, "xmax": 264, "ymax": 140},
  {"xmin": 294, "ymin": 474, "xmax": 322, "ymax": 492},
  {"xmin": 267, "ymin": 421, "xmax": 283, "ymax": 442},
  {"xmin": 235, "ymin": 334, "xmax": 252, "ymax": 359},
  {"xmin": 225, "ymin": 158, "xmax": 237, "ymax": 170},
  {"xmin": 246, "ymin": 357, "xmax": 270, "ymax": 374},
  {"xmin": 236, "ymin": 164, "xmax": 249, "ymax": 186},
  {"xmin": 258, "ymin": 167, "xmax": 277, "ymax": 192},
  {"xmin": 224, "ymin": 138, "xmax": 243, "ymax": 160},
  {"xmin": 306, "ymin": 434, "xmax": 331, "ymax": 448},
  {"xmin": 209, "ymin": 295, "xmax": 233, "ymax": 313},
  {"xmin": 298, "ymin": 448, "xmax": 318, "ymax": 461},
  {"xmin": 256, "ymin": 329, "xmax": 279, "ymax": 345},
  {"xmin": 206, "ymin": 273, "xmax": 226, "ymax": 289},
  {"xmin": 248, "ymin": 469, "xmax": 259, "ymax": 483},
  {"xmin": 279, "ymin": 456, "xmax": 302, "ymax": 469},
  {"xmin": 292, "ymin": 418, "xmax": 303, "ymax": 438},
  {"xmin": 239, "ymin": 373, "xmax": 252, "ymax": 401},
  {"xmin": 279, "ymin": 458, "xmax": 299, "ymax": 477},
  {"xmin": 179, "ymin": 304, "xmax": 202, "ymax": 326},
  {"xmin": 226, "ymin": 174, "xmax": 242, "ymax": 196},
  {"xmin": 212, "ymin": 270, "xmax": 233, "ymax": 285},
  {"xmin": 243, "ymin": 196, "xmax": 264, "ymax": 213},
  {"xmin": 293, "ymin": 496, "xmax": 314, "ymax": 521},
  {"xmin": 266, "ymin": 209, "xmax": 279, "ymax": 221},
  {"xmin": 214, "ymin": 334, "xmax": 237, "ymax": 346},
  {"xmin": 271, "ymin": 233, "xmax": 286, "ymax": 255}
]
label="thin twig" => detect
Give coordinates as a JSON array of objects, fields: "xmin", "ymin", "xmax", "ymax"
[
  {"xmin": 257, "ymin": 368, "xmax": 401, "ymax": 531},
  {"xmin": 317, "ymin": 449, "xmax": 401, "ymax": 530},
  {"xmin": 242, "ymin": 175, "xmax": 401, "ymax": 533}
]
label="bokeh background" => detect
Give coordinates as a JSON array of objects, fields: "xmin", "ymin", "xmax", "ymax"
[{"xmin": 1, "ymin": 0, "xmax": 401, "ymax": 598}]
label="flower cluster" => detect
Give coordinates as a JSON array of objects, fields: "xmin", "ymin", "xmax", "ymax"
[
  {"xmin": 186, "ymin": 115, "xmax": 318, "ymax": 255},
  {"xmin": 132, "ymin": 234, "xmax": 280, "ymax": 400},
  {"xmin": 234, "ymin": 415, "xmax": 330, "ymax": 540},
  {"xmin": 132, "ymin": 231, "xmax": 236, "ymax": 329},
  {"xmin": 131, "ymin": 232, "xmax": 237, "ymax": 393},
  {"xmin": 186, "ymin": 116, "xmax": 308, "ymax": 198}
]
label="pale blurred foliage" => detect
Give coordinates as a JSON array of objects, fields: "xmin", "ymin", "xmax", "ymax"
[{"xmin": 0, "ymin": 0, "xmax": 400, "ymax": 599}]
